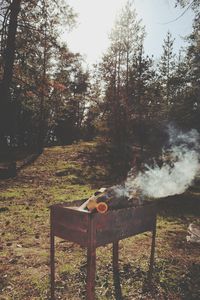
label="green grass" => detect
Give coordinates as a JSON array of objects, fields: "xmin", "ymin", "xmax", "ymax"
[{"xmin": 0, "ymin": 141, "xmax": 200, "ymax": 299}]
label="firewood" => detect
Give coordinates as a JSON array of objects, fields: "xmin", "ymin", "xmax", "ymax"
[{"xmin": 78, "ymin": 186, "xmax": 143, "ymax": 213}]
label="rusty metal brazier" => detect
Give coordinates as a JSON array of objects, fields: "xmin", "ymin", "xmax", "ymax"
[{"xmin": 50, "ymin": 200, "xmax": 157, "ymax": 300}]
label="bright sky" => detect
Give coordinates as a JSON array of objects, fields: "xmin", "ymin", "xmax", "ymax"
[{"xmin": 63, "ymin": 0, "xmax": 194, "ymax": 66}]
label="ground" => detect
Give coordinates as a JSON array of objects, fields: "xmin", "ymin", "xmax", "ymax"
[{"xmin": 0, "ymin": 141, "xmax": 200, "ymax": 300}]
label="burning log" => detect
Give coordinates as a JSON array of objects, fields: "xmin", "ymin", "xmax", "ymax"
[{"xmin": 78, "ymin": 186, "xmax": 143, "ymax": 213}]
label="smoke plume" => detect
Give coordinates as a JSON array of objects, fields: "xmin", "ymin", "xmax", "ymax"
[{"xmin": 118, "ymin": 125, "xmax": 200, "ymax": 199}]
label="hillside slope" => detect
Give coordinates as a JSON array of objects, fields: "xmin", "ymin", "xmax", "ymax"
[{"xmin": 0, "ymin": 142, "xmax": 200, "ymax": 299}]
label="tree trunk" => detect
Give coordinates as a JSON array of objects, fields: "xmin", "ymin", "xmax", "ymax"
[
  {"xmin": 0, "ymin": 0, "xmax": 21, "ymax": 112},
  {"xmin": 0, "ymin": 0, "xmax": 21, "ymax": 154},
  {"xmin": 37, "ymin": 0, "xmax": 47, "ymax": 154}
]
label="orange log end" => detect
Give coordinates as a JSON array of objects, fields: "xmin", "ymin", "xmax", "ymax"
[{"xmin": 96, "ymin": 202, "xmax": 108, "ymax": 214}]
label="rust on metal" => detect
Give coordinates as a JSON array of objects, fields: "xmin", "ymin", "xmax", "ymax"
[
  {"xmin": 113, "ymin": 241, "xmax": 122, "ymax": 300},
  {"xmin": 50, "ymin": 201, "xmax": 157, "ymax": 300}
]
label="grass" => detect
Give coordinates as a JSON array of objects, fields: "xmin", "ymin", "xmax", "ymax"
[{"xmin": 0, "ymin": 141, "xmax": 200, "ymax": 299}]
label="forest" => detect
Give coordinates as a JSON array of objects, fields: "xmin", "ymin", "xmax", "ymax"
[
  {"xmin": 0, "ymin": 1, "xmax": 200, "ymax": 300},
  {"xmin": 0, "ymin": 0, "xmax": 199, "ymax": 176}
]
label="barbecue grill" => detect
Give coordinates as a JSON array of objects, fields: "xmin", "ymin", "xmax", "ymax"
[{"xmin": 50, "ymin": 200, "xmax": 157, "ymax": 300}]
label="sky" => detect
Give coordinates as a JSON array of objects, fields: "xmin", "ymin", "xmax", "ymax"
[{"xmin": 62, "ymin": 0, "xmax": 194, "ymax": 66}]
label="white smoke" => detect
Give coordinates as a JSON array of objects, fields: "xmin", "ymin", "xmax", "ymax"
[
  {"xmin": 134, "ymin": 147, "xmax": 199, "ymax": 198},
  {"xmin": 117, "ymin": 126, "xmax": 200, "ymax": 199}
]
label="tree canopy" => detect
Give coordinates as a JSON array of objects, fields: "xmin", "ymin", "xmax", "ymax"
[{"xmin": 0, "ymin": 0, "xmax": 199, "ymax": 172}]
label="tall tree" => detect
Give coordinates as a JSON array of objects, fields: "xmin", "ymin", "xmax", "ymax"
[
  {"xmin": 0, "ymin": 0, "xmax": 77, "ymax": 151},
  {"xmin": 97, "ymin": 1, "xmax": 153, "ymax": 175},
  {"xmin": 49, "ymin": 46, "xmax": 90, "ymax": 145},
  {"xmin": 158, "ymin": 31, "xmax": 176, "ymax": 119},
  {"xmin": 174, "ymin": 0, "xmax": 200, "ymax": 129},
  {"xmin": 186, "ymin": 12, "xmax": 200, "ymax": 129},
  {"xmin": 0, "ymin": 0, "xmax": 21, "ymax": 150}
]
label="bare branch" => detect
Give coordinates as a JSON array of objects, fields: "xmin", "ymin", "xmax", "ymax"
[{"xmin": 159, "ymin": 1, "xmax": 194, "ymax": 25}]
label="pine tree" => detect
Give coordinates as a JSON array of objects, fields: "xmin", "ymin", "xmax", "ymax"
[
  {"xmin": 0, "ymin": 0, "xmax": 77, "ymax": 151},
  {"xmin": 0, "ymin": 0, "xmax": 21, "ymax": 151},
  {"xmin": 97, "ymin": 1, "xmax": 156, "ymax": 174},
  {"xmin": 158, "ymin": 31, "xmax": 176, "ymax": 119},
  {"xmin": 174, "ymin": 0, "xmax": 200, "ymax": 129}
]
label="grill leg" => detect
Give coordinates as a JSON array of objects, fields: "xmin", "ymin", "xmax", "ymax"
[
  {"xmin": 113, "ymin": 241, "xmax": 122, "ymax": 300},
  {"xmin": 86, "ymin": 245, "xmax": 96, "ymax": 300},
  {"xmin": 148, "ymin": 226, "xmax": 156, "ymax": 284},
  {"xmin": 50, "ymin": 217, "xmax": 55, "ymax": 299}
]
